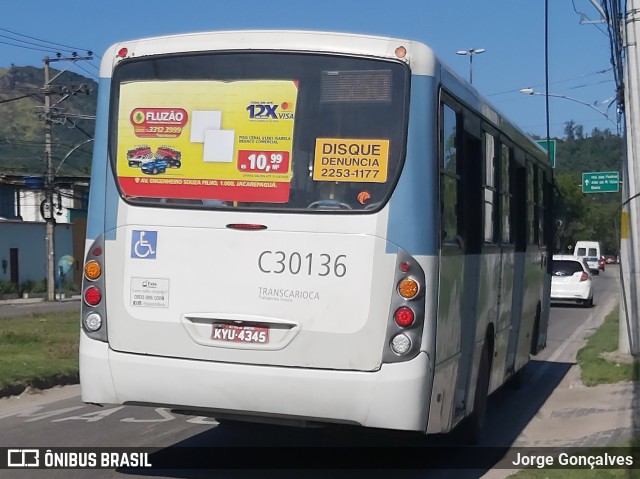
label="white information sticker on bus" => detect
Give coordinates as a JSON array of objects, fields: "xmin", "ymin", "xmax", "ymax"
[{"xmin": 130, "ymin": 278, "xmax": 170, "ymax": 308}]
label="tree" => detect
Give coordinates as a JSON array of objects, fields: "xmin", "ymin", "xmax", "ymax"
[{"xmin": 550, "ymin": 123, "xmax": 623, "ymax": 255}]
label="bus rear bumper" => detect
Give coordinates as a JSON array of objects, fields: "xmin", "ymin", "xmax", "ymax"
[
  {"xmin": 80, "ymin": 334, "xmax": 432, "ymax": 431},
  {"xmin": 80, "ymin": 332, "xmax": 119, "ymax": 404}
]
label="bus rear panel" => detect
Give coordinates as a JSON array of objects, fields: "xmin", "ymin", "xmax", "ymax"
[{"xmin": 80, "ymin": 31, "xmax": 437, "ymax": 431}]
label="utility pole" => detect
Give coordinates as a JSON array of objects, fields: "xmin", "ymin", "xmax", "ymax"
[
  {"xmin": 621, "ymin": 1, "xmax": 640, "ymax": 354},
  {"xmin": 41, "ymin": 54, "xmax": 92, "ymax": 301},
  {"xmin": 43, "ymin": 57, "xmax": 55, "ymax": 302}
]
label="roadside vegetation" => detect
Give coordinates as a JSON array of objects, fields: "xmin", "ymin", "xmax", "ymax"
[
  {"xmin": 548, "ymin": 123, "xmax": 623, "ymax": 257},
  {"xmin": 576, "ymin": 306, "xmax": 639, "ymax": 385},
  {"xmin": 0, "ymin": 311, "xmax": 79, "ymax": 394}
]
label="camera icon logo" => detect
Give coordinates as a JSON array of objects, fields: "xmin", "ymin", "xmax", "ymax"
[{"xmin": 7, "ymin": 449, "xmax": 39, "ymax": 467}]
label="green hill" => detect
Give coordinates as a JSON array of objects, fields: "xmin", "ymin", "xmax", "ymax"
[
  {"xmin": 0, "ymin": 65, "xmax": 97, "ymax": 177},
  {"xmin": 531, "ymin": 122, "xmax": 624, "ymax": 256}
]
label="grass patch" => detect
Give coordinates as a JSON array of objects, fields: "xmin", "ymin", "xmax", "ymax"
[
  {"xmin": 508, "ymin": 463, "xmax": 640, "ymax": 478},
  {"xmin": 0, "ymin": 311, "xmax": 79, "ymax": 389},
  {"xmin": 576, "ymin": 306, "xmax": 640, "ymax": 386},
  {"xmin": 509, "ymin": 467, "xmax": 639, "ymax": 478}
]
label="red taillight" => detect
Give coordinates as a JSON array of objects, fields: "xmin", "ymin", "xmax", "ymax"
[
  {"xmin": 84, "ymin": 286, "xmax": 102, "ymax": 306},
  {"xmin": 399, "ymin": 261, "xmax": 410, "ymax": 273},
  {"xmin": 394, "ymin": 307, "xmax": 415, "ymax": 327},
  {"xmin": 226, "ymin": 224, "xmax": 267, "ymax": 230},
  {"xmin": 580, "ymin": 272, "xmax": 588, "ymax": 282},
  {"xmin": 117, "ymin": 47, "xmax": 128, "ymax": 58}
]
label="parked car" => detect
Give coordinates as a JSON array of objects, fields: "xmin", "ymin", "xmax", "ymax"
[
  {"xmin": 598, "ymin": 257, "xmax": 605, "ymax": 272},
  {"xmin": 551, "ymin": 254, "xmax": 594, "ymax": 308},
  {"xmin": 141, "ymin": 159, "xmax": 168, "ymax": 175}
]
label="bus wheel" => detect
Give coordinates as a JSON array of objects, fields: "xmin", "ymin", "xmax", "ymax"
[
  {"xmin": 530, "ymin": 306, "xmax": 541, "ymax": 356},
  {"xmin": 507, "ymin": 366, "xmax": 524, "ymax": 390},
  {"xmin": 454, "ymin": 345, "xmax": 490, "ymax": 445}
]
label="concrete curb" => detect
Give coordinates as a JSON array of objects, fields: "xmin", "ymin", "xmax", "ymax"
[
  {"xmin": 0, "ymin": 296, "xmax": 81, "ymax": 306},
  {"xmin": 0, "ymin": 373, "xmax": 79, "ymax": 399},
  {"xmin": 0, "ymin": 298, "xmax": 46, "ymax": 305}
]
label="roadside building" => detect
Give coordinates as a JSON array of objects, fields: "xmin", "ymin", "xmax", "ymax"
[{"xmin": 0, "ymin": 176, "xmax": 89, "ymax": 294}]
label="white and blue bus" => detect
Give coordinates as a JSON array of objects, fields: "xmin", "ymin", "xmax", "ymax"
[{"xmin": 80, "ymin": 30, "xmax": 553, "ymax": 440}]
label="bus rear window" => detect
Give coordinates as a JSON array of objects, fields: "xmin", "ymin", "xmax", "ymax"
[{"xmin": 110, "ymin": 52, "xmax": 409, "ymax": 212}]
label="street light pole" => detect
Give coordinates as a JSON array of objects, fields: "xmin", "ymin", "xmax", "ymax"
[
  {"xmin": 456, "ymin": 48, "xmax": 486, "ymax": 84},
  {"xmin": 519, "ymin": 88, "xmax": 617, "ymax": 126}
]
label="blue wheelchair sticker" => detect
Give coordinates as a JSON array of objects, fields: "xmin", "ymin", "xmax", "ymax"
[{"xmin": 131, "ymin": 230, "xmax": 157, "ymax": 259}]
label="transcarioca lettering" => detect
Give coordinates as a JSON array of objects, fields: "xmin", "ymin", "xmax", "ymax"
[{"xmin": 258, "ymin": 287, "xmax": 320, "ymax": 300}]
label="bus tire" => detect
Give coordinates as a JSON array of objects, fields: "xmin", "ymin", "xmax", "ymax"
[
  {"xmin": 530, "ymin": 306, "xmax": 541, "ymax": 356},
  {"xmin": 507, "ymin": 366, "xmax": 524, "ymax": 390},
  {"xmin": 454, "ymin": 345, "xmax": 490, "ymax": 445}
]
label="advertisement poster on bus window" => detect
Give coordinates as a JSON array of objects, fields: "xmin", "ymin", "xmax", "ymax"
[{"xmin": 116, "ymin": 80, "xmax": 298, "ymax": 203}]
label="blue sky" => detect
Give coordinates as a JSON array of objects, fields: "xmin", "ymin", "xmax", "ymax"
[{"xmin": 0, "ymin": 0, "xmax": 617, "ymax": 139}]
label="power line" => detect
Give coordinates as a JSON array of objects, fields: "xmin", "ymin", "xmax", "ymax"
[
  {"xmin": 0, "ymin": 38, "xmax": 57, "ymax": 54},
  {"xmin": 0, "ymin": 26, "xmax": 92, "ymax": 53},
  {"xmin": 0, "ymin": 26, "xmax": 100, "ymax": 69},
  {"xmin": 488, "ymin": 68, "xmax": 614, "ymax": 96},
  {"xmin": 71, "ymin": 62, "xmax": 98, "ymax": 80},
  {"xmin": 0, "ymin": 32, "xmax": 79, "ymax": 55}
]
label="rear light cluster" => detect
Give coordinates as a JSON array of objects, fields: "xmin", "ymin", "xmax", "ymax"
[
  {"xmin": 81, "ymin": 237, "xmax": 107, "ymax": 341},
  {"xmin": 384, "ymin": 254, "xmax": 426, "ymax": 362},
  {"xmin": 580, "ymin": 272, "xmax": 589, "ymax": 282}
]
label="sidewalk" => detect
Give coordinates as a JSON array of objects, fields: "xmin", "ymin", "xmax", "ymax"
[
  {"xmin": 483, "ymin": 371, "xmax": 637, "ymax": 478},
  {"xmin": 513, "ymin": 367, "xmax": 637, "ymax": 449},
  {"xmin": 482, "ymin": 298, "xmax": 639, "ymax": 478}
]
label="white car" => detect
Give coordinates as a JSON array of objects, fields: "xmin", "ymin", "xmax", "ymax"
[
  {"xmin": 128, "ymin": 155, "xmax": 153, "ymax": 168},
  {"xmin": 551, "ymin": 254, "xmax": 594, "ymax": 307}
]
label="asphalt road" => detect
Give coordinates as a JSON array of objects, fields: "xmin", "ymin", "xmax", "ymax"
[{"xmin": 0, "ymin": 267, "xmax": 622, "ymax": 478}]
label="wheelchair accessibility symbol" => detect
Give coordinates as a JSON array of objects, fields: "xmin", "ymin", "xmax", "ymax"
[{"xmin": 131, "ymin": 230, "xmax": 157, "ymax": 259}]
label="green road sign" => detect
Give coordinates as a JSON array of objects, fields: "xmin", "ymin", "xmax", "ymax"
[
  {"xmin": 582, "ymin": 171, "xmax": 620, "ymax": 193},
  {"xmin": 536, "ymin": 139, "xmax": 556, "ymax": 168}
]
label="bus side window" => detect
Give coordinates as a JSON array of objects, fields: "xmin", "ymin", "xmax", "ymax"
[{"xmin": 441, "ymin": 103, "xmax": 460, "ymax": 246}]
